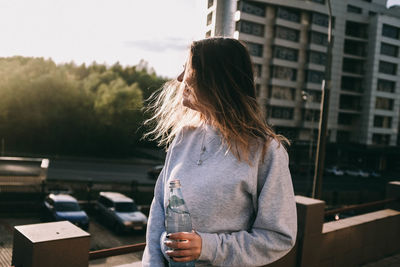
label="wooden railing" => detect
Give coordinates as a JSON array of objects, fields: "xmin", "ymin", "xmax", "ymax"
[
  {"xmin": 324, "ymin": 197, "xmax": 399, "ymax": 216},
  {"xmin": 89, "ymin": 242, "xmax": 146, "ymax": 260}
]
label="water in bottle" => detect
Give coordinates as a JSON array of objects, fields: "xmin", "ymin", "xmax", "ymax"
[{"xmin": 165, "ymin": 179, "xmax": 195, "ymax": 267}]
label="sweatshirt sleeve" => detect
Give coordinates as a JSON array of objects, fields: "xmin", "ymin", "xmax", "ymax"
[
  {"xmin": 141, "ymin": 167, "xmax": 166, "ymax": 267},
  {"xmin": 197, "ymin": 141, "xmax": 297, "ymax": 266}
]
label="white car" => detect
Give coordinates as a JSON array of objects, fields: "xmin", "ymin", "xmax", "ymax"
[
  {"xmin": 344, "ymin": 167, "xmax": 369, "ymax": 177},
  {"xmin": 325, "ymin": 166, "xmax": 344, "ymax": 176},
  {"xmin": 96, "ymin": 192, "xmax": 147, "ymax": 233},
  {"xmin": 358, "ymin": 169, "xmax": 370, "ymax": 178}
]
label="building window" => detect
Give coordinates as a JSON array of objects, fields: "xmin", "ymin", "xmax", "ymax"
[
  {"xmin": 237, "ymin": 20, "xmax": 265, "ymax": 37},
  {"xmin": 374, "ymin": 115, "xmax": 392, "ymax": 128},
  {"xmin": 345, "ymin": 21, "xmax": 368, "ymax": 39},
  {"xmin": 308, "ymin": 51, "xmax": 327, "ymax": 65},
  {"xmin": 343, "ymin": 58, "xmax": 365, "ymax": 75},
  {"xmin": 338, "ymin": 113, "xmax": 353, "ymax": 125},
  {"xmin": 272, "ymin": 66, "xmax": 297, "ymax": 81},
  {"xmin": 274, "ymin": 46, "xmax": 298, "ymax": 61},
  {"xmin": 275, "ymin": 26, "xmax": 300, "ymax": 42},
  {"xmin": 271, "ymin": 107, "xmax": 294, "ymax": 120},
  {"xmin": 341, "ymin": 76, "xmax": 363, "ymax": 92},
  {"xmin": 369, "ymin": 11, "xmax": 376, "ymax": 16},
  {"xmin": 380, "ymin": 43, "xmax": 398, "ymax": 57},
  {"xmin": 256, "ymin": 84, "xmax": 261, "ymax": 97},
  {"xmin": 207, "ymin": 12, "xmax": 213, "ymax": 26},
  {"xmin": 274, "ymin": 127, "xmax": 298, "ymax": 141},
  {"xmin": 339, "ymin": 95, "xmax": 361, "ymax": 110},
  {"xmin": 310, "ymin": 31, "xmax": 328, "ymax": 46},
  {"xmin": 307, "ymin": 70, "xmax": 324, "ymax": 84},
  {"xmin": 337, "ymin": 131, "xmax": 351, "ymax": 143},
  {"xmin": 253, "ymin": 64, "xmax": 262, "ymax": 78},
  {"xmin": 277, "ymin": 7, "xmax": 301, "ymax": 23},
  {"xmin": 344, "ymin": 39, "xmax": 367, "ymax": 57},
  {"xmin": 311, "ymin": 0, "xmax": 325, "ymax": 4},
  {"xmin": 375, "ymin": 97, "xmax": 394, "ymax": 110},
  {"xmin": 246, "ymin": 42, "xmax": 263, "ymax": 57},
  {"xmin": 312, "ymin": 13, "xmax": 329, "ymax": 28},
  {"xmin": 372, "ymin": 134, "xmax": 390, "ymax": 145},
  {"xmin": 379, "ymin": 61, "xmax": 397, "ymax": 75},
  {"xmin": 240, "ymin": 0, "xmax": 266, "ymax": 17},
  {"xmin": 208, "ymin": 0, "xmax": 213, "ymax": 8},
  {"xmin": 303, "ymin": 109, "xmax": 320, "ymax": 122},
  {"xmin": 347, "ymin": 5, "xmax": 362, "ymax": 14},
  {"xmin": 382, "ymin": 24, "xmax": 400, "ymax": 40},
  {"xmin": 270, "ymin": 86, "xmax": 295, "ymax": 101},
  {"xmin": 377, "ymin": 79, "xmax": 395, "ymax": 93}
]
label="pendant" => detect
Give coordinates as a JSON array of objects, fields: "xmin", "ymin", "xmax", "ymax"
[{"xmin": 197, "ymin": 159, "xmax": 202, "ymax": 165}]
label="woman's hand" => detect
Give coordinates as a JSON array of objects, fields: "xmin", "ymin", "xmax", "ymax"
[{"xmin": 165, "ymin": 230, "xmax": 202, "ymax": 262}]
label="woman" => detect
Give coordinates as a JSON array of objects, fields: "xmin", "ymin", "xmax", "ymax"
[{"xmin": 142, "ymin": 37, "xmax": 297, "ymax": 267}]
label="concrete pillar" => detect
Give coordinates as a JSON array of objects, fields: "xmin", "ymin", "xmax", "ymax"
[
  {"xmin": 12, "ymin": 221, "xmax": 90, "ymax": 267},
  {"xmin": 386, "ymin": 181, "xmax": 400, "ymax": 211},
  {"xmin": 295, "ymin": 195, "xmax": 325, "ymax": 267}
]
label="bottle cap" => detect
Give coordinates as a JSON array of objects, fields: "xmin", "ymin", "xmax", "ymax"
[{"xmin": 169, "ymin": 179, "xmax": 181, "ymax": 188}]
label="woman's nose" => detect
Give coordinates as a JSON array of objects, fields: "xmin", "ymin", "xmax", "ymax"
[{"xmin": 177, "ymin": 71, "xmax": 184, "ymax": 82}]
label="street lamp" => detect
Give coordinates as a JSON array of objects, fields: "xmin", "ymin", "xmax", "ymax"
[
  {"xmin": 302, "ymin": 90, "xmax": 318, "ymax": 196},
  {"xmin": 312, "ymin": 0, "xmax": 333, "ymax": 199}
]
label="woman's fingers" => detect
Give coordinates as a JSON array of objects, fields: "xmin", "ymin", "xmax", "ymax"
[
  {"xmin": 167, "ymin": 231, "xmax": 195, "ymax": 241},
  {"xmin": 166, "ymin": 249, "xmax": 192, "ymax": 257},
  {"xmin": 172, "ymin": 256, "xmax": 194, "ymax": 262},
  {"xmin": 164, "ymin": 239, "xmax": 190, "ymax": 250},
  {"xmin": 164, "ymin": 231, "xmax": 202, "ymax": 262},
  {"xmin": 166, "ymin": 249, "xmax": 196, "ymax": 262}
]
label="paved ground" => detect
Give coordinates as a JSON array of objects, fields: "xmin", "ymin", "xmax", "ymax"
[{"xmin": 0, "ymin": 214, "xmax": 146, "ymax": 267}]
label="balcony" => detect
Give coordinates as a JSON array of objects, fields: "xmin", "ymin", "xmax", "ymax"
[{"xmin": 3, "ymin": 182, "xmax": 400, "ymax": 267}]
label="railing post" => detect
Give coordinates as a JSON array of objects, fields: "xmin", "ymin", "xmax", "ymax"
[
  {"xmin": 12, "ymin": 221, "xmax": 90, "ymax": 267},
  {"xmin": 386, "ymin": 181, "xmax": 400, "ymax": 211},
  {"xmin": 295, "ymin": 196, "xmax": 325, "ymax": 267}
]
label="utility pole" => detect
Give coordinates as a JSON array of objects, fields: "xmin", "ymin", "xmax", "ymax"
[
  {"xmin": 1, "ymin": 138, "xmax": 4, "ymax": 156},
  {"xmin": 312, "ymin": 0, "xmax": 333, "ymax": 199}
]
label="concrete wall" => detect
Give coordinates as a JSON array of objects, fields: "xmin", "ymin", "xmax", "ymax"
[{"xmin": 266, "ymin": 181, "xmax": 400, "ymax": 267}]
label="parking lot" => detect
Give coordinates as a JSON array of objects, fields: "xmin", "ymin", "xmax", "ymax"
[{"xmin": 0, "ymin": 212, "xmax": 146, "ymax": 266}]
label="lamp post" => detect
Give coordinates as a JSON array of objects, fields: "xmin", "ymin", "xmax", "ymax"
[
  {"xmin": 312, "ymin": 0, "xmax": 333, "ymax": 199},
  {"xmin": 302, "ymin": 91, "xmax": 318, "ymax": 197}
]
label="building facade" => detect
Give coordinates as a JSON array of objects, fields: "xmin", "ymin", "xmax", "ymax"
[{"xmin": 205, "ymin": 0, "xmax": 400, "ymax": 149}]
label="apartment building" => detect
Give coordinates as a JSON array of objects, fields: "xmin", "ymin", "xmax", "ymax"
[{"xmin": 205, "ymin": 0, "xmax": 400, "ymax": 148}]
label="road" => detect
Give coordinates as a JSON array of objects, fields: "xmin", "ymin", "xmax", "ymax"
[{"xmin": 47, "ymin": 159, "xmax": 157, "ymax": 184}]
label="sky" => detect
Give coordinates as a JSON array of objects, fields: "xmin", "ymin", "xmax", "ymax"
[{"xmin": 1, "ymin": 0, "xmax": 400, "ymax": 78}]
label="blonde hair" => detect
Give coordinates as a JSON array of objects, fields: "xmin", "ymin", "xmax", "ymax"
[{"xmin": 144, "ymin": 37, "xmax": 289, "ymax": 163}]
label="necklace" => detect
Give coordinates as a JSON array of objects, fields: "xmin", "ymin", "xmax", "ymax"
[
  {"xmin": 196, "ymin": 127, "xmax": 217, "ymax": 166},
  {"xmin": 197, "ymin": 131, "xmax": 207, "ymax": 165}
]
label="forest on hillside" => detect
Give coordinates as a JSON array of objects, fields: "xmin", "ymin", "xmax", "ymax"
[{"xmin": 0, "ymin": 57, "xmax": 168, "ymax": 157}]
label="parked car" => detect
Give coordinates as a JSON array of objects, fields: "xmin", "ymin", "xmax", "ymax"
[
  {"xmin": 358, "ymin": 169, "xmax": 370, "ymax": 178},
  {"xmin": 147, "ymin": 164, "xmax": 163, "ymax": 179},
  {"xmin": 344, "ymin": 166, "xmax": 369, "ymax": 177},
  {"xmin": 365, "ymin": 169, "xmax": 382, "ymax": 178},
  {"xmin": 325, "ymin": 166, "xmax": 344, "ymax": 176},
  {"xmin": 96, "ymin": 192, "xmax": 147, "ymax": 234},
  {"xmin": 41, "ymin": 193, "xmax": 89, "ymax": 230}
]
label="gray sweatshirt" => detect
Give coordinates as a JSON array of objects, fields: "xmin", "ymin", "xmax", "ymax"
[{"xmin": 142, "ymin": 124, "xmax": 297, "ymax": 267}]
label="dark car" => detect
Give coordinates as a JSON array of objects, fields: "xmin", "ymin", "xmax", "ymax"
[{"xmin": 42, "ymin": 193, "xmax": 89, "ymax": 230}]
